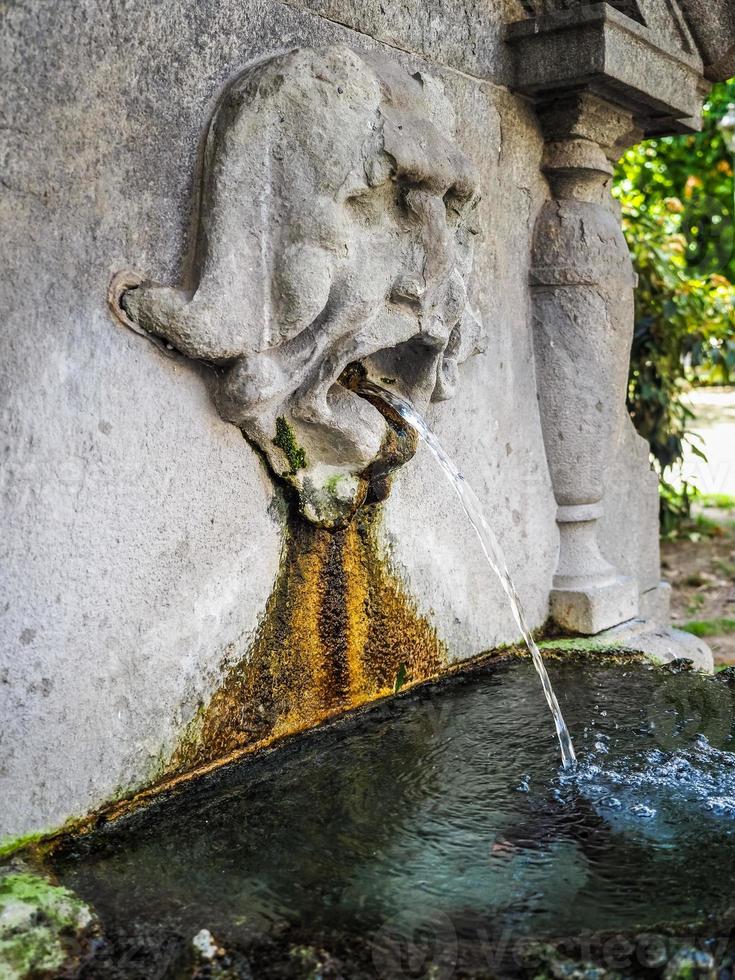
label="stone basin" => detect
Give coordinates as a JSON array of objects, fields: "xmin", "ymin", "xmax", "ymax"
[{"xmin": 39, "ymin": 656, "xmax": 735, "ymax": 978}]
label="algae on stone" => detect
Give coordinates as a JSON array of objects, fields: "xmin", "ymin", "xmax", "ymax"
[
  {"xmin": 0, "ymin": 834, "xmax": 48, "ymax": 863},
  {"xmin": 167, "ymin": 505, "xmax": 446, "ymax": 776},
  {"xmin": 272, "ymin": 417, "xmax": 307, "ymax": 475},
  {"xmin": 0, "ymin": 872, "xmax": 94, "ymax": 979}
]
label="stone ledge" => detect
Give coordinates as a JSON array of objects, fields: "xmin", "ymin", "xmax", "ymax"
[
  {"xmin": 540, "ymin": 618, "xmax": 714, "ymax": 673},
  {"xmin": 506, "ymin": 2, "xmax": 708, "ymax": 135},
  {"xmin": 591, "ymin": 617, "xmax": 714, "ymax": 672}
]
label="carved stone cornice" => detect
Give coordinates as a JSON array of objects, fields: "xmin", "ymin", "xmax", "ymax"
[
  {"xmin": 677, "ymin": 0, "xmax": 735, "ymax": 81},
  {"xmin": 506, "ymin": 2, "xmax": 709, "ymax": 136}
]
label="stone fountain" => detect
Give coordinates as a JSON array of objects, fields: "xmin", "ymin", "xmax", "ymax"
[{"xmin": 2, "ymin": 0, "xmax": 733, "ymax": 850}]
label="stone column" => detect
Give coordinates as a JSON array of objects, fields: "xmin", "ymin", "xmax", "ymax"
[
  {"xmin": 507, "ymin": 3, "xmax": 712, "ymax": 634},
  {"xmin": 530, "ymin": 94, "xmax": 640, "ymax": 634}
]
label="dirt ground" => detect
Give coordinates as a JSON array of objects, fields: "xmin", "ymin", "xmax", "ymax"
[{"xmin": 662, "ymin": 509, "xmax": 735, "ymax": 666}]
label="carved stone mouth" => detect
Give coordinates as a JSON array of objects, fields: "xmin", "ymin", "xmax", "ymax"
[
  {"xmin": 337, "ymin": 333, "xmax": 458, "ymax": 508},
  {"xmin": 354, "ymin": 407, "xmax": 420, "ymax": 508},
  {"xmin": 339, "ymin": 359, "xmax": 420, "ymax": 506}
]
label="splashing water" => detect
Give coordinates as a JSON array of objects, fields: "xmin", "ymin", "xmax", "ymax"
[
  {"xmin": 565, "ymin": 733, "xmax": 735, "ymax": 825},
  {"xmin": 360, "ymin": 380, "xmax": 576, "ymax": 769}
]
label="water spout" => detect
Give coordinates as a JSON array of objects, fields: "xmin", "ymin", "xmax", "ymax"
[{"xmin": 358, "ymin": 380, "xmax": 577, "ymax": 769}]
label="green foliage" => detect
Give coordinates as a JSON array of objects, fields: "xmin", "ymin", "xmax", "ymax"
[
  {"xmin": 659, "ymin": 478, "xmax": 698, "ymax": 537},
  {"xmin": 696, "ymin": 492, "xmax": 735, "ymax": 511},
  {"xmin": 680, "ymin": 618, "xmax": 735, "ymax": 638},
  {"xmin": 617, "ymin": 80, "xmax": 735, "ymax": 281},
  {"xmin": 614, "ymin": 79, "xmax": 735, "ymax": 526}
]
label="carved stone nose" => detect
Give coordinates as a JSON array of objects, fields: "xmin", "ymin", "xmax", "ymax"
[
  {"xmin": 391, "ymin": 275, "xmax": 425, "ymax": 307},
  {"xmin": 405, "ymin": 188, "xmax": 455, "ymax": 300}
]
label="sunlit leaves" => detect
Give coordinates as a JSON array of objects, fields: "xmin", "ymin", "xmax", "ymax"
[{"xmin": 613, "ymin": 78, "xmax": 735, "ymax": 526}]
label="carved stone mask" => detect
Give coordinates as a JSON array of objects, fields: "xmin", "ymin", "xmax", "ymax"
[{"xmin": 117, "ymin": 45, "xmax": 481, "ymax": 525}]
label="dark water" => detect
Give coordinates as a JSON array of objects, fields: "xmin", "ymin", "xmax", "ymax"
[{"xmin": 53, "ymin": 660, "xmax": 735, "ymax": 978}]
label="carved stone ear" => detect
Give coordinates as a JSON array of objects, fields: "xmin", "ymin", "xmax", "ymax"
[
  {"xmin": 113, "ymin": 45, "xmax": 482, "ymax": 527},
  {"xmin": 108, "ymin": 271, "xmax": 175, "ymax": 358}
]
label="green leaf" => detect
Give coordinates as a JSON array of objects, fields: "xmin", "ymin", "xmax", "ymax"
[{"xmin": 392, "ymin": 663, "xmax": 408, "ymax": 694}]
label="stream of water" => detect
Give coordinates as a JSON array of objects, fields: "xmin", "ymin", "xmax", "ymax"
[{"xmin": 359, "ymin": 380, "xmax": 576, "ymax": 769}]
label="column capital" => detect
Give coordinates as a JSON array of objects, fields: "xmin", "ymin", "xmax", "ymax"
[
  {"xmin": 538, "ymin": 92, "xmax": 641, "ymax": 161},
  {"xmin": 535, "ymin": 92, "xmax": 642, "ymax": 199}
]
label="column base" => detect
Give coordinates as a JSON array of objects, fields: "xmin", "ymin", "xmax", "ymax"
[{"xmin": 550, "ymin": 575, "xmax": 638, "ymax": 634}]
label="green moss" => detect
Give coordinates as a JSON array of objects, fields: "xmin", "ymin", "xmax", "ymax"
[
  {"xmin": 538, "ymin": 636, "xmax": 635, "ymax": 654},
  {"xmin": 392, "ymin": 662, "xmax": 408, "ymax": 694},
  {"xmin": 664, "ymin": 950, "xmax": 715, "ymax": 980},
  {"xmin": 323, "ymin": 474, "xmax": 342, "ymax": 494},
  {"xmin": 681, "ymin": 618, "xmax": 735, "ymax": 638},
  {"xmin": 0, "ymin": 832, "xmax": 48, "ymax": 861},
  {"xmin": 272, "ymin": 417, "xmax": 307, "ymax": 475},
  {"xmin": 0, "ymin": 873, "xmax": 93, "ymax": 978},
  {"xmin": 289, "ymin": 945, "xmax": 323, "ymax": 980},
  {"xmin": 672, "ymin": 965, "xmax": 695, "ymax": 980}
]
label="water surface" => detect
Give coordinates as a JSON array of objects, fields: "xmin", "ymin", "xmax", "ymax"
[{"xmin": 53, "ymin": 659, "xmax": 735, "ymax": 977}]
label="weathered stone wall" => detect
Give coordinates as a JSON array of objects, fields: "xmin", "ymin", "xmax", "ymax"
[{"xmin": 0, "ymin": 0, "xmax": 662, "ymax": 842}]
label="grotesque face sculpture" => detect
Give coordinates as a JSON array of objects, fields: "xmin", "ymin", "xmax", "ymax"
[{"xmin": 118, "ymin": 45, "xmax": 481, "ymax": 525}]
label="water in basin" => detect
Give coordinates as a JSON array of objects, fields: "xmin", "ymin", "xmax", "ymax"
[{"xmin": 52, "ymin": 658, "xmax": 735, "ymax": 977}]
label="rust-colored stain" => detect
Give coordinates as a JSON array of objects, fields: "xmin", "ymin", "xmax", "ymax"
[{"xmin": 169, "ymin": 505, "xmax": 446, "ymax": 775}]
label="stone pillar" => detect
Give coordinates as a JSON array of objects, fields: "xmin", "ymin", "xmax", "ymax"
[
  {"xmin": 507, "ymin": 3, "xmax": 714, "ymax": 634},
  {"xmin": 530, "ymin": 94, "xmax": 640, "ymax": 634}
]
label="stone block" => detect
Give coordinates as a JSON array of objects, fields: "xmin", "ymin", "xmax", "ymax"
[
  {"xmin": 507, "ymin": 3, "xmax": 707, "ymax": 134},
  {"xmin": 599, "ymin": 415, "xmax": 662, "ymax": 598},
  {"xmin": 550, "ymin": 576, "xmax": 639, "ymax": 635},
  {"xmin": 677, "ymin": 0, "xmax": 735, "ymax": 80},
  {"xmin": 639, "ymin": 582, "xmax": 673, "ymax": 625}
]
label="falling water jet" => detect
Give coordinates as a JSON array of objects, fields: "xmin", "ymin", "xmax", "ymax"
[{"xmin": 358, "ymin": 379, "xmax": 577, "ymax": 769}]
